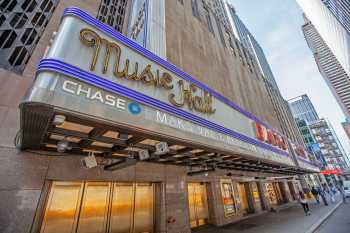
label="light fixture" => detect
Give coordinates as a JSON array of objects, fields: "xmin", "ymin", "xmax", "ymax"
[
  {"xmin": 52, "ymin": 115, "xmax": 66, "ymax": 126},
  {"xmin": 57, "ymin": 139, "xmax": 69, "ymax": 153},
  {"xmin": 154, "ymin": 142, "xmax": 169, "ymax": 155}
]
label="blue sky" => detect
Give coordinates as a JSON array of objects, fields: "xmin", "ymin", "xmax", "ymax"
[{"xmin": 230, "ymin": 0, "xmax": 350, "ymax": 155}]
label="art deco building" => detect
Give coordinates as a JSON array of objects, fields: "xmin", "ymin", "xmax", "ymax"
[{"xmin": 0, "ymin": 1, "xmax": 318, "ymax": 232}]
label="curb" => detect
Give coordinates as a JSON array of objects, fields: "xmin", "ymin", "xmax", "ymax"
[{"xmin": 304, "ymin": 201, "xmax": 343, "ymax": 233}]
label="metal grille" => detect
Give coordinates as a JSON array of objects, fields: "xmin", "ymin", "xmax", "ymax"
[
  {"xmin": 0, "ymin": 0, "xmax": 59, "ymax": 73},
  {"xmin": 97, "ymin": 0, "xmax": 127, "ymax": 33}
]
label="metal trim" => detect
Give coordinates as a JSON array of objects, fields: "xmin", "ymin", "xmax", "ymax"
[
  {"xmin": 62, "ymin": 7, "xmax": 279, "ymax": 134},
  {"xmin": 37, "ymin": 58, "xmax": 290, "ymax": 158}
]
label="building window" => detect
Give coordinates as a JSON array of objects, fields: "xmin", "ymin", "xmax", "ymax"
[
  {"xmin": 97, "ymin": 0, "xmax": 128, "ymax": 33},
  {"xmin": 203, "ymin": 4, "xmax": 214, "ymax": 35},
  {"xmin": 191, "ymin": 0, "xmax": 199, "ymax": 19},
  {"xmin": 0, "ymin": 0, "xmax": 59, "ymax": 74},
  {"xmin": 215, "ymin": 16, "xmax": 225, "ymax": 47},
  {"xmin": 178, "ymin": 0, "xmax": 184, "ymax": 5}
]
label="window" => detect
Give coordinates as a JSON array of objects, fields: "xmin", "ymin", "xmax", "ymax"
[
  {"xmin": 191, "ymin": 0, "xmax": 199, "ymax": 18},
  {"xmin": 203, "ymin": 5, "xmax": 214, "ymax": 35},
  {"xmin": 215, "ymin": 16, "xmax": 225, "ymax": 46},
  {"xmin": 178, "ymin": 0, "xmax": 184, "ymax": 5},
  {"xmin": 0, "ymin": 0, "xmax": 59, "ymax": 73},
  {"xmin": 97, "ymin": 0, "xmax": 128, "ymax": 33}
]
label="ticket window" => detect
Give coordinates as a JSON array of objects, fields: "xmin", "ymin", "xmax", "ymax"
[
  {"xmin": 237, "ymin": 183, "xmax": 250, "ymax": 215},
  {"xmin": 40, "ymin": 181, "xmax": 154, "ymax": 233},
  {"xmin": 188, "ymin": 183, "xmax": 209, "ymax": 228}
]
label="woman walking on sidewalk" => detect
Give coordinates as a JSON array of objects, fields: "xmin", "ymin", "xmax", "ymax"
[{"xmin": 298, "ymin": 191, "xmax": 311, "ymax": 216}]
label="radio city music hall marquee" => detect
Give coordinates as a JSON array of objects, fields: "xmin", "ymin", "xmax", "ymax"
[{"xmin": 20, "ymin": 8, "xmax": 298, "ymax": 166}]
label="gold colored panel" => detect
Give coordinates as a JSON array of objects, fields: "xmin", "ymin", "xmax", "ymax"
[
  {"xmin": 109, "ymin": 183, "xmax": 134, "ymax": 233},
  {"xmin": 187, "ymin": 183, "xmax": 197, "ymax": 228},
  {"xmin": 102, "ymin": 131, "xmax": 119, "ymax": 139},
  {"xmin": 188, "ymin": 183, "xmax": 209, "ymax": 228},
  {"xmin": 134, "ymin": 183, "xmax": 154, "ymax": 233},
  {"xmin": 76, "ymin": 182, "xmax": 111, "ymax": 233},
  {"xmin": 40, "ymin": 182, "xmax": 83, "ymax": 233},
  {"xmin": 195, "ymin": 184, "xmax": 209, "ymax": 222},
  {"xmin": 56, "ymin": 121, "xmax": 93, "ymax": 134},
  {"xmin": 238, "ymin": 183, "xmax": 249, "ymax": 213}
]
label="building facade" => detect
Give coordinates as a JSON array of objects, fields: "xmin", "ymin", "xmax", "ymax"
[
  {"xmin": 310, "ymin": 119, "xmax": 349, "ymax": 170},
  {"xmin": 288, "ymin": 95, "xmax": 320, "ymax": 124},
  {"xmin": 225, "ymin": 3, "xmax": 279, "ymax": 90},
  {"xmin": 0, "ymin": 1, "xmax": 318, "ymax": 233}
]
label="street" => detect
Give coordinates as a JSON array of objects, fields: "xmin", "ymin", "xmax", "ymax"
[{"xmin": 315, "ymin": 202, "xmax": 350, "ymax": 233}]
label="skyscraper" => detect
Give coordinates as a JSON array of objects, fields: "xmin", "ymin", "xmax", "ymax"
[
  {"xmin": 297, "ymin": 0, "xmax": 350, "ymax": 78},
  {"xmin": 288, "ymin": 95, "xmax": 320, "ymax": 124},
  {"xmin": 225, "ymin": 3, "xmax": 279, "ymax": 90},
  {"xmin": 302, "ymin": 18, "xmax": 350, "ymax": 118},
  {"xmin": 322, "ymin": 0, "xmax": 350, "ymax": 34}
]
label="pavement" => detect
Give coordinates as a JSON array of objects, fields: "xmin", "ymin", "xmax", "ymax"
[
  {"xmin": 194, "ymin": 196, "xmax": 344, "ymax": 233},
  {"xmin": 315, "ymin": 202, "xmax": 350, "ymax": 233}
]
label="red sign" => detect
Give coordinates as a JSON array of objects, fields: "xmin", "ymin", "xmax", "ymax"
[
  {"xmin": 292, "ymin": 143, "xmax": 308, "ymax": 160},
  {"xmin": 321, "ymin": 169, "xmax": 343, "ymax": 175},
  {"xmin": 255, "ymin": 122, "xmax": 288, "ymax": 151}
]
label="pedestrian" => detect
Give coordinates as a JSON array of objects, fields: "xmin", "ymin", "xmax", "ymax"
[
  {"xmin": 298, "ymin": 191, "xmax": 311, "ymax": 215},
  {"xmin": 338, "ymin": 185, "xmax": 347, "ymax": 204},
  {"xmin": 329, "ymin": 185, "xmax": 336, "ymax": 203},
  {"xmin": 311, "ymin": 186, "xmax": 320, "ymax": 204},
  {"xmin": 317, "ymin": 186, "xmax": 328, "ymax": 206}
]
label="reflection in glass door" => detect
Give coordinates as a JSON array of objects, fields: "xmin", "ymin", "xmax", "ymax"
[
  {"xmin": 237, "ymin": 183, "xmax": 250, "ymax": 214},
  {"xmin": 188, "ymin": 183, "xmax": 209, "ymax": 228},
  {"xmin": 40, "ymin": 181, "xmax": 154, "ymax": 233}
]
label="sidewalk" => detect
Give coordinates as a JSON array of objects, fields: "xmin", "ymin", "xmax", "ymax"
[{"xmin": 194, "ymin": 196, "xmax": 342, "ymax": 233}]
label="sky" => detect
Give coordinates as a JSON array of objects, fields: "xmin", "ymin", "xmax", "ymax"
[{"xmin": 230, "ymin": 0, "xmax": 350, "ymax": 157}]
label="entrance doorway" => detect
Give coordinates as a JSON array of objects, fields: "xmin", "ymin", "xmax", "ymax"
[
  {"xmin": 40, "ymin": 181, "xmax": 154, "ymax": 233},
  {"xmin": 188, "ymin": 183, "xmax": 209, "ymax": 228},
  {"xmin": 237, "ymin": 183, "xmax": 250, "ymax": 214}
]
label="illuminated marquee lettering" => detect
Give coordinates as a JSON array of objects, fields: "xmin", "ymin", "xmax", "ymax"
[
  {"xmin": 79, "ymin": 28, "xmax": 215, "ymax": 115},
  {"xmin": 255, "ymin": 122, "xmax": 287, "ymax": 151}
]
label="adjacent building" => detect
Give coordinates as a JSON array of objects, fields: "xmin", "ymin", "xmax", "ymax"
[
  {"xmin": 288, "ymin": 95, "xmax": 320, "ymax": 124},
  {"xmin": 0, "ymin": 1, "xmax": 319, "ymax": 232},
  {"xmin": 289, "ymin": 94, "xmax": 349, "ymax": 170},
  {"xmin": 309, "ymin": 119, "xmax": 349, "ymax": 169}
]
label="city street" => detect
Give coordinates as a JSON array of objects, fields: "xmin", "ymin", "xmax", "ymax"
[
  {"xmin": 315, "ymin": 202, "xmax": 350, "ymax": 233},
  {"xmin": 195, "ymin": 198, "xmax": 343, "ymax": 233}
]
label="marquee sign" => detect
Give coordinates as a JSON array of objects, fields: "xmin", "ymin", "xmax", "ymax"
[
  {"xmin": 20, "ymin": 7, "xmax": 302, "ymax": 167},
  {"xmin": 254, "ymin": 122, "xmax": 288, "ymax": 151}
]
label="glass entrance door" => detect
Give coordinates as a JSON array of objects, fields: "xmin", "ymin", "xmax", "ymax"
[
  {"xmin": 188, "ymin": 183, "xmax": 209, "ymax": 228},
  {"xmin": 237, "ymin": 183, "xmax": 250, "ymax": 214},
  {"xmin": 40, "ymin": 181, "xmax": 154, "ymax": 233}
]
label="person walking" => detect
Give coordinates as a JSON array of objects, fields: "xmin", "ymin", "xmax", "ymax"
[
  {"xmin": 329, "ymin": 184, "xmax": 336, "ymax": 203},
  {"xmin": 311, "ymin": 186, "xmax": 320, "ymax": 204},
  {"xmin": 298, "ymin": 191, "xmax": 311, "ymax": 215},
  {"xmin": 338, "ymin": 185, "xmax": 347, "ymax": 204},
  {"xmin": 317, "ymin": 186, "xmax": 328, "ymax": 206}
]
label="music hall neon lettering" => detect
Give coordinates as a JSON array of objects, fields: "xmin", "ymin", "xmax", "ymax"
[{"xmin": 79, "ymin": 28, "xmax": 215, "ymax": 115}]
